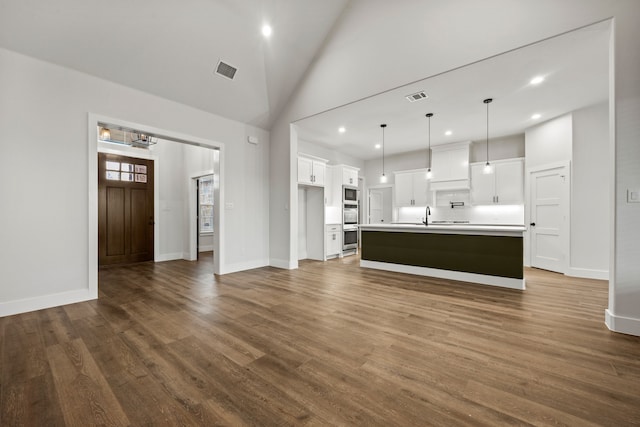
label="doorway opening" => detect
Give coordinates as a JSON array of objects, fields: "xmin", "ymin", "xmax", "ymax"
[
  {"xmin": 89, "ymin": 114, "xmax": 225, "ymax": 299},
  {"xmin": 368, "ymin": 186, "xmax": 393, "ymax": 224}
]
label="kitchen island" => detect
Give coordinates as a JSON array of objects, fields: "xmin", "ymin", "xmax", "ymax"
[{"xmin": 359, "ymin": 223, "xmax": 526, "ymax": 290}]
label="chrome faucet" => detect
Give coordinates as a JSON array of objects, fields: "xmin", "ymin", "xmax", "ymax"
[{"xmin": 422, "ymin": 206, "xmax": 431, "ymax": 226}]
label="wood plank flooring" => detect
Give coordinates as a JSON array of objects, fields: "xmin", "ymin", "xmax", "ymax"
[{"xmin": 2, "ymin": 253, "xmax": 640, "ymax": 426}]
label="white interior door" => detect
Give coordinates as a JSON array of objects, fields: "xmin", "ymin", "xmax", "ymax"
[
  {"xmin": 369, "ymin": 189, "xmax": 384, "ymax": 223},
  {"xmin": 530, "ymin": 165, "xmax": 568, "ymax": 273}
]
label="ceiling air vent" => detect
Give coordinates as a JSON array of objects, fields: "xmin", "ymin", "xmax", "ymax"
[
  {"xmin": 405, "ymin": 91, "xmax": 428, "ymax": 102},
  {"xmin": 215, "ymin": 60, "xmax": 238, "ymax": 80}
]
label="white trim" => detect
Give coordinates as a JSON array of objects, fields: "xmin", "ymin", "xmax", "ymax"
[
  {"xmin": 290, "ymin": 124, "xmax": 299, "ymax": 270},
  {"xmin": 607, "ymin": 19, "xmax": 617, "ymax": 327},
  {"xmin": 224, "ymin": 259, "xmax": 270, "ymax": 274},
  {"xmin": 430, "ymin": 140, "xmax": 472, "ymax": 152},
  {"xmin": 188, "ymin": 169, "xmax": 215, "ymax": 261},
  {"xmin": 270, "ymin": 258, "xmax": 296, "ymax": 269},
  {"xmin": 0, "ymin": 289, "xmax": 95, "ymax": 317},
  {"xmin": 566, "ymin": 267, "xmax": 609, "ymax": 280},
  {"xmin": 199, "ymin": 245, "xmax": 214, "ymax": 252},
  {"xmin": 297, "ymin": 152, "xmax": 329, "ymax": 163},
  {"xmin": 155, "ymin": 252, "xmax": 185, "ymax": 262},
  {"xmin": 605, "ymin": 309, "xmax": 640, "ymax": 337},
  {"xmin": 360, "ymin": 260, "xmax": 525, "ymax": 290}
]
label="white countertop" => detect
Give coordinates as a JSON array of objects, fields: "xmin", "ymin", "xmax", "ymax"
[{"xmin": 359, "ymin": 223, "xmax": 526, "ymax": 237}]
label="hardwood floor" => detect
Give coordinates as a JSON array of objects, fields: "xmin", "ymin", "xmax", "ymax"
[{"xmin": 2, "ymin": 253, "xmax": 639, "ymax": 426}]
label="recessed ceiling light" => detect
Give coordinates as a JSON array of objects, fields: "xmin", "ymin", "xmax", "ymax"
[
  {"xmin": 338, "ymin": 127, "xmax": 346, "ymax": 133},
  {"xmin": 445, "ymin": 130, "xmax": 452, "ymax": 136},
  {"xmin": 531, "ymin": 113, "xmax": 542, "ymax": 120},
  {"xmin": 530, "ymin": 76, "xmax": 545, "ymax": 85},
  {"xmin": 262, "ymin": 24, "xmax": 272, "ymax": 38},
  {"xmin": 375, "ymin": 144, "xmax": 381, "ymax": 149}
]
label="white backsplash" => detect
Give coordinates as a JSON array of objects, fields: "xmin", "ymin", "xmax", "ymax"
[{"xmin": 397, "ymin": 204, "xmax": 524, "ymax": 225}]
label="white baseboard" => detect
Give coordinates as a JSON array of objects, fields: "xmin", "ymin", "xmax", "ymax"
[
  {"xmin": 198, "ymin": 245, "xmax": 214, "ymax": 252},
  {"xmin": 270, "ymin": 258, "xmax": 296, "ymax": 269},
  {"xmin": 566, "ymin": 267, "xmax": 609, "ymax": 281},
  {"xmin": 605, "ymin": 309, "xmax": 640, "ymax": 337},
  {"xmin": 155, "ymin": 252, "xmax": 184, "ymax": 262},
  {"xmin": 360, "ymin": 260, "xmax": 526, "ymax": 290},
  {"xmin": 0, "ymin": 288, "xmax": 96, "ymax": 317},
  {"xmin": 221, "ymin": 259, "xmax": 269, "ymax": 274}
]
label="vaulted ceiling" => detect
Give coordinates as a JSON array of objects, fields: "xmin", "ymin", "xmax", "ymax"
[
  {"xmin": 0, "ymin": 1, "xmax": 611, "ymax": 158},
  {"xmin": 0, "ymin": 0, "xmax": 349, "ymax": 129}
]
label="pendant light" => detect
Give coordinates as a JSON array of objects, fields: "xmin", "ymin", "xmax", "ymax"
[
  {"xmin": 483, "ymin": 98, "xmax": 493, "ymax": 174},
  {"xmin": 425, "ymin": 113, "xmax": 433, "ymax": 179},
  {"xmin": 380, "ymin": 124, "xmax": 387, "ymax": 183}
]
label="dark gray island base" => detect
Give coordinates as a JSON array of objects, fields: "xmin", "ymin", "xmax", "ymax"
[{"xmin": 359, "ymin": 224, "xmax": 526, "ymax": 290}]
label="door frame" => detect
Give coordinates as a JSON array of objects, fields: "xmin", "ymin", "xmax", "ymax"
[
  {"xmin": 525, "ymin": 160, "xmax": 571, "ymax": 272},
  {"xmin": 88, "ymin": 113, "xmax": 225, "ymax": 300},
  {"xmin": 187, "ymin": 170, "xmax": 215, "ymax": 261},
  {"xmin": 97, "ymin": 149, "xmax": 159, "ymax": 264},
  {"xmin": 367, "ymin": 184, "xmax": 394, "ymax": 224}
]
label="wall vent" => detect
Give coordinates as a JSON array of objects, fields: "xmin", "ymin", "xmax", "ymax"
[
  {"xmin": 405, "ymin": 91, "xmax": 428, "ymax": 102},
  {"xmin": 215, "ymin": 60, "xmax": 238, "ymax": 80}
]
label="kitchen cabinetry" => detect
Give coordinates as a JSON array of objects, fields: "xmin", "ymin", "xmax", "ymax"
[
  {"xmin": 343, "ymin": 167, "xmax": 358, "ymax": 186},
  {"xmin": 298, "ymin": 154, "xmax": 327, "ymax": 186},
  {"xmin": 326, "ymin": 164, "xmax": 360, "ymax": 208},
  {"xmin": 430, "ymin": 141, "xmax": 471, "ymax": 190},
  {"xmin": 325, "ymin": 224, "xmax": 342, "ymax": 258},
  {"xmin": 394, "ymin": 169, "xmax": 430, "ymax": 207},
  {"xmin": 470, "ymin": 158, "xmax": 524, "ymax": 205}
]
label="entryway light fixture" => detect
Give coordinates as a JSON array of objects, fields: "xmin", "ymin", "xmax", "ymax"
[
  {"xmin": 380, "ymin": 124, "xmax": 387, "ymax": 183},
  {"xmin": 483, "ymin": 98, "xmax": 493, "ymax": 174},
  {"xmin": 99, "ymin": 127, "xmax": 111, "ymax": 141},
  {"xmin": 131, "ymin": 133, "xmax": 158, "ymax": 148},
  {"xmin": 426, "ymin": 113, "xmax": 433, "ymax": 179}
]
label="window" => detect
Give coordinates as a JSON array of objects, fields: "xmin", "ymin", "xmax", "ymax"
[
  {"xmin": 104, "ymin": 160, "xmax": 148, "ymax": 183},
  {"xmin": 199, "ymin": 175, "xmax": 214, "ymax": 233}
]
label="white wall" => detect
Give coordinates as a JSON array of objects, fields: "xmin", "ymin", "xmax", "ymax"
[
  {"xmin": 571, "ymin": 102, "xmax": 609, "ymax": 276},
  {"xmin": 298, "ymin": 139, "xmax": 365, "ymax": 170},
  {"xmin": 155, "ymin": 140, "xmax": 186, "ymax": 260},
  {"xmin": 364, "ymin": 149, "xmax": 429, "ymax": 187},
  {"xmin": 0, "ymin": 47, "xmax": 270, "ymax": 316},
  {"xmin": 470, "ymin": 134, "xmax": 525, "ymax": 163},
  {"xmin": 525, "ymin": 114, "xmax": 573, "ymax": 169},
  {"xmin": 269, "ymin": 1, "xmax": 640, "ymax": 335}
]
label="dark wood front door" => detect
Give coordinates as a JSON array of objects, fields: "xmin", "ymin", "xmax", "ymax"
[{"xmin": 98, "ymin": 153, "xmax": 154, "ymax": 266}]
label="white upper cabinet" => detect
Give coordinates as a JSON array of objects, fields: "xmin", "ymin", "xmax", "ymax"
[
  {"xmin": 343, "ymin": 167, "xmax": 358, "ymax": 186},
  {"xmin": 394, "ymin": 169, "xmax": 430, "ymax": 207},
  {"xmin": 470, "ymin": 158, "xmax": 524, "ymax": 205},
  {"xmin": 297, "ymin": 154, "xmax": 327, "ymax": 186},
  {"xmin": 430, "ymin": 141, "xmax": 471, "ymax": 190}
]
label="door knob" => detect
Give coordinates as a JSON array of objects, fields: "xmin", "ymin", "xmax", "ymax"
[{"xmin": 530, "ymin": 222, "xmax": 536, "ymax": 226}]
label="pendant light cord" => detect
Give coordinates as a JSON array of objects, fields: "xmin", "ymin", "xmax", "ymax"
[
  {"xmin": 486, "ymin": 102, "xmax": 489, "ymax": 163},
  {"xmin": 380, "ymin": 124, "xmax": 387, "ymax": 177},
  {"xmin": 426, "ymin": 113, "xmax": 433, "ymax": 169},
  {"xmin": 483, "ymin": 98, "xmax": 492, "ymax": 164}
]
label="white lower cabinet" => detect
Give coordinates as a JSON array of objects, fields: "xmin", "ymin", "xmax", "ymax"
[
  {"xmin": 325, "ymin": 224, "xmax": 342, "ymax": 258},
  {"xmin": 470, "ymin": 158, "xmax": 524, "ymax": 205}
]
